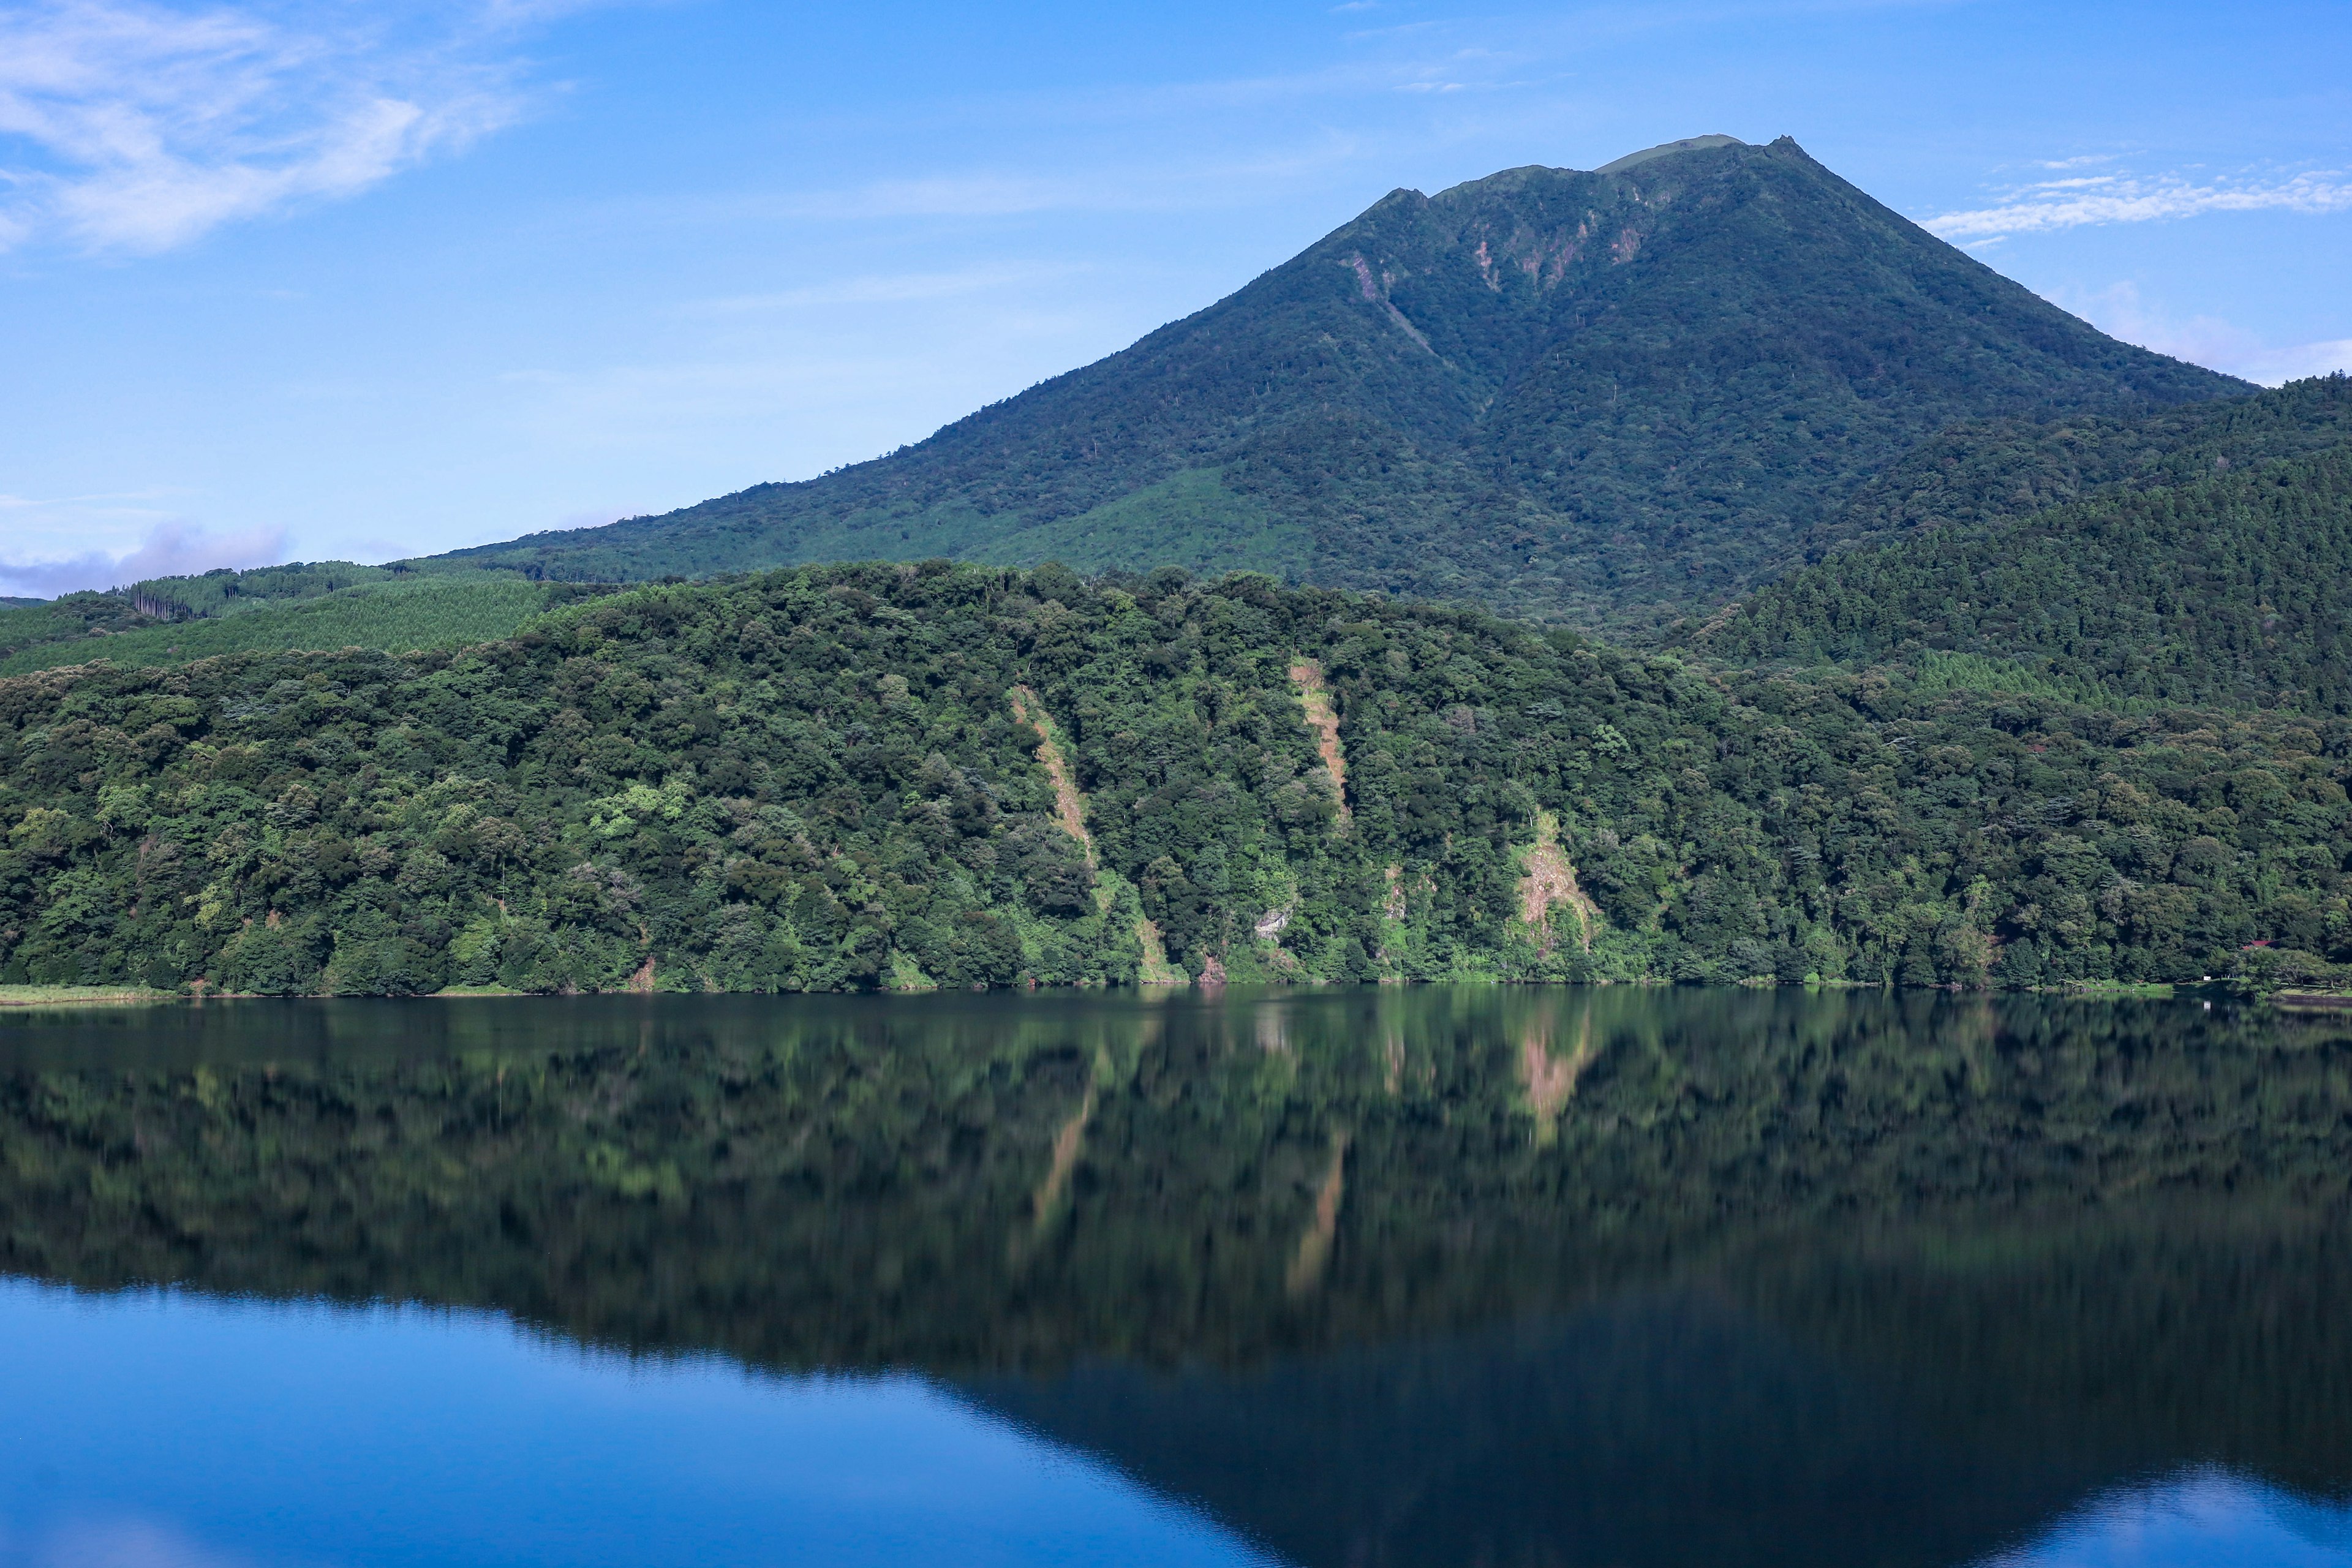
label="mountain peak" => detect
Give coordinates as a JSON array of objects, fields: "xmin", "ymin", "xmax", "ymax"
[
  {"xmin": 430, "ymin": 143, "xmax": 2244, "ymax": 630},
  {"xmin": 1593, "ymin": 134, "xmax": 1747, "ymax": 175}
]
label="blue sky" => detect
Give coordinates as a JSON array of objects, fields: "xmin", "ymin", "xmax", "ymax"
[{"xmin": 2, "ymin": 0, "xmax": 2348, "ymax": 595}]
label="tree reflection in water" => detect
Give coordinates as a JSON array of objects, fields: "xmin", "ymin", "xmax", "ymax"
[{"xmin": 1, "ymin": 987, "xmax": 2346, "ymax": 1568}]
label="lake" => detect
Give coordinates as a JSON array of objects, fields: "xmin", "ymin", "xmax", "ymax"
[{"xmin": 0, "ymin": 987, "xmax": 2346, "ymax": 1567}]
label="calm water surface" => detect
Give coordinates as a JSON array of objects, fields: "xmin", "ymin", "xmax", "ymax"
[{"xmin": 0, "ymin": 987, "xmax": 2346, "ymax": 1567}]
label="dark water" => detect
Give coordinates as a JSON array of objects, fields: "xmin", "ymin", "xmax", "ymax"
[{"xmin": 1, "ymin": 987, "xmax": 2348, "ymax": 1567}]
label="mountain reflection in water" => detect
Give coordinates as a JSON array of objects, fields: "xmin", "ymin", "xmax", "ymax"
[{"xmin": 1, "ymin": 986, "xmax": 2347, "ymax": 1568}]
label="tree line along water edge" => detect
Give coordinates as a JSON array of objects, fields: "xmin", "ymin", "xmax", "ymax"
[{"xmin": 5, "ymin": 561, "xmax": 2352, "ymax": 997}]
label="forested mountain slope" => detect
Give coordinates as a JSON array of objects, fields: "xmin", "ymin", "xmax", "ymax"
[
  {"xmin": 0, "ymin": 564, "xmax": 610, "ymax": 676},
  {"xmin": 1695, "ymin": 377, "xmax": 2352, "ymax": 712},
  {"xmin": 5, "ymin": 564, "xmax": 2348, "ymax": 998},
  {"xmin": 1790, "ymin": 373, "xmax": 2352, "ymax": 561},
  {"xmin": 427, "ymin": 137, "xmax": 2236, "ymax": 629}
]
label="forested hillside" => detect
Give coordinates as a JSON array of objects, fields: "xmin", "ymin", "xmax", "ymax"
[
  {"xmin": 4, "ymin": 563, "xmax": 2348, "ymax": 997},
  {"xmin": 0, "ymin": 565, "xmax": 609, "ymax": 676},
  {"xmin": 1792, "ymin": 372, "xmax": 2352, "ymax": 560},
  {"xmin": 427, "ymin": 137, "xmax": 2236, "ymax": 629},
  {"xmin": 1697, "ymin": 377, "xmax": 2352, "ymax": 712}
]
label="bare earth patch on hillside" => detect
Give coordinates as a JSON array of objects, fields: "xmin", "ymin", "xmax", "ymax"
[
  {"xmin": 1289, "ymin": 658, "xmax": 1351, "ymax": 827},
  {"xmin": 1011, "ymin": 687, "xmax": 1186, "ymax": 983},
  {"xmin": 1519, "ymin": 809, "xmax": 1601, "ymax": 954},
  {"xmin": 1010, "ymin": 687, "xmax": 1096, "ymax": 865}
]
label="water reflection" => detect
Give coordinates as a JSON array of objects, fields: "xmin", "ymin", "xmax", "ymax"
[
  {"xmin": 0, "ymin": 987, "xmax": 2346, "ymax": 1566},
  {"xmin": 1987, "ymin": 1471, "xmax": 2352, "ymax": 1567},
  {"xmin": 0, "ymin": 1280, "xmax": 1275, "ymax": 1568}
]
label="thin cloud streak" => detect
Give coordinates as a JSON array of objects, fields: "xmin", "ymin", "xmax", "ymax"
[
  {"xmin": 1926, "ymin": 168, "xmax": 2352, "ymax": 241},
  {"xmin": 2060, "ymin": 281, "xmax": 2352, "ymax": 388},
  {"xmin": 0, "ymin": 0, "xmax": 549, "ymax": 254}
]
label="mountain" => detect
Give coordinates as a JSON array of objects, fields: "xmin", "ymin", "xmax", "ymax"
[
  {"xmin": 1691, "ymin": 376, "xmax": 2352, "ymax": 712},
  {"xmin": 7, "ymin": 561, "xmax": 2351, "ymax": 1000},
  {"xmin": 1783, "ymin": 371, "xmax": 2352, "ymax": 562},
  {"xmin": 426, "ymin": 135, "xmax": 2241, "ymax": 629}
]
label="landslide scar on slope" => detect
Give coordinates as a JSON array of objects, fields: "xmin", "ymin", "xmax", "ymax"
[
  {"xmin": 1289, "ymin": 658, "xmax": 1351, "ymax": 828},
  {"xmin": 1010, "ymin": 686, "xmax": 1185, "ymax": 984},
  {"xmin": 1009, "ymin": 686, "xmax": 1095, "ymax": 867},
  {"xmin": 1519, "ymin": 808, "xmax": 1601, "ymax": 954}
]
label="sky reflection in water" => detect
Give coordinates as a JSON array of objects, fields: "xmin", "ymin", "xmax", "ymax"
[
  {"xmin": 1989, "ymin": 1472, "xmax": 2352, "ymax": 1568},
  {"xmin": 0, "ymin": 1282, "xmax": 1270, "ymax": 1568}
]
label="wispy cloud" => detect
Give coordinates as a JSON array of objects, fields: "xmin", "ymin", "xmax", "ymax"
[
  {"xmin": 0, "ymin": 1, "xmax": 554, "ymax": 254},
  {"xmin": 0, "ymin": 518, "xmax": 285, "ymax": 597},
  {"xmin": 1925, "ymin": 167, "xmax": 2352, "ymax": 242},
  {"xmin": 2059, "ymin": 281, "xmax": 2352, "ymax": 388}
]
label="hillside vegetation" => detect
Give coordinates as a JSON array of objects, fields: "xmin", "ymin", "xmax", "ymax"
[
  {"xmin": 428, "ymin": 138, "xmax": 2235, "ymax": 629},
  {"xmin": 4, "ymin": 564, "xmax": 2349, "ymax": 998},
  {"xmin": 0, "ymin": 568, "xmax": 607, "ymax": 676},
  {"xmin": 1697, "ymin": 377, "xmax": 2352, "ymax": 713},
  {"xmin": 1794, "ymin": 373, "xmax": 2352, "ymax": 559}
]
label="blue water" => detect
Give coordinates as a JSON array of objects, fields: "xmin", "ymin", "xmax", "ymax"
[
  {"xmin": 1992, "ymin": 1472, "xmax": 2352, "ymax": 1568},
  {"xmin": 0, "ymin": 1282, "xmax": 1270, "ymax": 1568}
]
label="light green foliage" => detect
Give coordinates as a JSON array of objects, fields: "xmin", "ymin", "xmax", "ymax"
[
  {"xmin": 965, "ymin": 470, "xmax": 1310, "ymax": 579},
  {"xmin": 126, "ymin": 562, "xmax": 402, "ymax": 618},
  {"xmin": 0, "ymin": 594, "xmax": 160, "ymax": 663},
  {"xmin": 0, "ymin": 576, "xmax": 582, "ymax": 676}
]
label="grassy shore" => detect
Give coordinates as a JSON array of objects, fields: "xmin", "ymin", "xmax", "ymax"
[{"xmin": 0, "ymin": 984, "xmax": 179, "ymax": 1007}]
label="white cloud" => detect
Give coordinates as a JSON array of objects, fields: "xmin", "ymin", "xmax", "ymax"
[
  {"xmin": 0, "ymin": 0, "xmax": 542, "ymax": 254},
  {"xmin": 2234, "ymin": 339, "xmax": 2352, "ymax": 384},
  {"xmin": 1925, "ymin": 168, "xmax": 2352, "ymax": 242},
  {"xmin": 2057, "ymin": 281, "xmax": 2352, "ymax": 388},
  {"xmin": 0, "ymin": 518, "xmax": 286, "ymax": 597}
]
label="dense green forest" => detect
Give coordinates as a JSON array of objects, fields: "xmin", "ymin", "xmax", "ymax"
[
  {"xmin": 1793, "ymin": 372, "xmax": 2352, "ymax": 559},
  {"xmin": 4, "ymin": 562, "xmax": 2350, "ymax": 997},
  {"xmin": 1696, "ymin": 377, "xmax": 2352, "ymax": 712},
  {"xmin": 429, "ymin": 137, "xmax": 2234, "ymax": 630}
]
